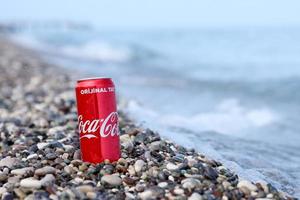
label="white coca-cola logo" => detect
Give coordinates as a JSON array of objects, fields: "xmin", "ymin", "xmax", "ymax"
[{"xmin": 78, "ymin": 112, "xmax": 119, "ymax": 139}]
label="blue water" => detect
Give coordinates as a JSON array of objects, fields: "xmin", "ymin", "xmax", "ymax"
[{"xmin": 11, "ymin": 26, "xmax": 300, "ymax": 197}]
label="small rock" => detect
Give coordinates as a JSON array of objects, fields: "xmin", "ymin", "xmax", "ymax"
[
  {"xmin": 0, "ymin": 187, "xmax": 7, "ymax": 196},
  {"xmin": 46, "ymin": 153, "xmax": 56, "ymax": 160},
  {"xmin": 40, "ymin": 174, "xmax": 55, "ymax": 186},
  {"xmin": 188, "ymin": 193, "xmax": 203, "ymax": 200},
  {"xmin": 166, "ymin": 163, "xmax": 178, "ymax": 171},
  {"xmin": 139, "ymin": 190, "xmax": 153, "ymax": 200},
  {"xmin": 149, "ymin": 141, "xmax": 161, "ymax": 151},
  {"xmin": 0, "ymin": 172, "xmax": 8, "ymax": 182},
  {"xmin": 76, "ymin": 185, "xmax": 94, "ymax": 193},
  {"xmin": 237, "ymin": 180, "xmax": 257, "ymax": 192},
  {"xmin": 101, "ymin": 174, "xmax": 122, "ymax": 186},
  {"xmin": 158, "ymin": 182, "xmax": 168, "ymax": 188},
  {"xmin": 139, "ymin": 186, "xmax": 164, "ymax": 200},
  {"xmin": 128, "ymin": 165, "xmax": 136, "ymax": 176},
  {"xmin": 27, "ymin": 154, "xmax": 38, "ymax": 160},
  {"xmin": 174, "ymin": 188, "xmax": 184, "ymax": 195},
  {"xmin": 204, "ymin": 166, "xmax": 218, "ymax": 180},
  {"xmin": 7, "ymin": 176, "xmax": 20, "ymax": 185},
  {"xmin": 86, "ymin": 191, "xmax": 97, "ymax": 199},
  {"xmin": 182, "ymin": 178, "xmax": 202, "ymax": 190},
  {"xmin": 0, "ymin": 157, "xmax": 19, "ymax": 168},
  {"xmin": 73, "ymin": 149, "xmax": 81, "ymax": 160},
  {"xmin": 11, "ymin": 167, "xmax": 34, "ymax": 176},
  {"xmin": 123, "ymin": 177, "xmax": 136, "ymax": 186},
  {"xmin": 134, "ymin": 160, "xmax": 145, "ymax": 173},
  {"xmin": 37, "ymin": 142, "xmax": 49, "ymax": 150},
  {"xmin": 20, "ymin": 178, "xmax": 41, "ymax": 189},
  {"xmin": 2, "ymin": 192, "xmax": 14, "ymax": 200},
  {"xmin": 14, "ymin": 188, "xmax": 26, "ymax": 199},
  {"xmin": 35, "ymin": 166, "xmax": 56, "ymax": 176},
  {"xmin": 64, "ymin": 166, "xmax": 74, "ymax": 174}
]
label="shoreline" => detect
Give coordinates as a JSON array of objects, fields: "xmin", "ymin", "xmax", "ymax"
[{"xmin": 0, "ymin": 37, "xmax": 296, "ymax": 199}]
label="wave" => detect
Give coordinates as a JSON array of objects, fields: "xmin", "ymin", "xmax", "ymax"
[
  {"xmin": 126, "ymin": 98, "xmax": 278, "ymax": 136},
  {"xmin": 60, "ymin": 41, "xmax": 132, "ymax": 63},
  {"xmin": 11, "ymin": 34, "xmax": 133, "ymax": 63}
]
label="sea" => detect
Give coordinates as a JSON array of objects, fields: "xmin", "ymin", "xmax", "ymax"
[{"xmin": 9, "ymin": 26, "xmax": 300, "ymax": 197}]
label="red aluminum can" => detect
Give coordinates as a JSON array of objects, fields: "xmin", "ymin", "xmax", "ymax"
[{"xmin": 75, "ymin": 77, "xmax": 120, "ymax": 163}]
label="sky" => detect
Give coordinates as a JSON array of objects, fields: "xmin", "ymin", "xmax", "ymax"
[{"xmin": 1, "ymin": 0, "xmax": 300, "ymax": 29}]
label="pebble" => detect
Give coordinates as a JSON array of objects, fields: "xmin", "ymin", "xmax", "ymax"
[
  {"xmin": 128, "ymin": 165, "xmax": 136, "ymax": 176},
  {"xmin": 0, "ymin": 172, "xmax": 8, "ymax": 182},
  {"xmin": 101, "ymin": 174, "xmax": 122, "ymax": 186},
  {"xmin": 204, "ymin": 166, "xmax": 218, "ymax": 180},
  {"xmin": 63, "ymin": 165, "xmax": 74, "ymax": 174},
  {"xmin": 86, "ymin": 191, "xmax": 97, "ymax": 199},
  {"xmin": 174, "ymin": 188, "xmax": 184, "ymax": 195},
  {"xmin": 134, "ymin": 160, "xmax": 145, "ymax": 173},
  {"xmin": 0, "ymin": 187, "xmax": 7, "ymax": 196},
  {"xmin": 40, "ymin": 174, "xmax": 55, "ymax": 186},
  {"xmin": 76, "ymin": 185, "xmax": 94, "ymax": 193},
  {"xmin": 123, "ymin": 177, "xmax": 136, "ymax": 186},
  {"xmin": 2, "ymin": 192, "xmax": 14, "ymax": 200},
  {"xmin": 166, "ymin": 163, "xmax": 179, "ymax": 171},
  {"xmin": 158, "ymin": 182, "xmax": 168, "ymax": 188},
  {"xmin": 139, "ymin": 186, "xmax": 164, "ymax": 200},
  {"xmin": 20, "ymin": 178, "xmax": 41, "ymax": 189},
  {"xmin": 35, "ymin": 166, "xmax": 56, "ymax": 176},
  {"xmin": 14, "ymin": 188, "xmax": 26, "ymax": 199},
  {"xmin": 182, "ymin": 178, "xmax": 201, "ymax": 190},
  {"xmin": 26, "ymin": 154, "xmax": 38, "ymax": 160},
  {"xmin": 149, "ymin": 141, "xmax": 161, "ymax": 151},
  {"xmin": 0, "ymin": 157, "xmax": 18, "ymax": 168},
  {"xmin": 37, "ymin": 142, "xmax": 49, "ymax": 150},
  {"xmin": 73, "ymin": 149, "xmax": 81, "ymax": 160},
  {"xmin": 188, "ymin": 193, "xmax": 203, "ymax": 200},
  {"xmin": 237, "ymin": 180, "xmax": 257, "ymax": 192},
  {"xmin": 46, "ymin": 153, "xmax": 56, "ymax": 160},
  {"xmin": 11, "ymin": 167, "xmax": 34, "ymax": 176}
]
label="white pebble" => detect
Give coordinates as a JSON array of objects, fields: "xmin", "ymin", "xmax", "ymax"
[
  {"xmin": 134, "ymin": 160, "xmax": 145, "ymax": 173},
  {"xmin": 237, "ymin": 180, "xmax": 257, "ymax": 192},
  {"xmin": 20, "ymin": 178, "xmax": 41, "ymax": 189},
  {"xmin": 188, "ymin": 193, "xmax": 203, "ymax": 200},
  {"xmin": 166, "ymin": 163, "xmax": 178, "ymax": 171},
  {"xmin": 11, "ymin": 167, "xmax": 34, "ymax": 176}
]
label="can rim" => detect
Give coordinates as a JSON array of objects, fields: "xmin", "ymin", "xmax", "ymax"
[{"xmin": 77, "ymin": 77, "xmax": 111, "ymax": 83}]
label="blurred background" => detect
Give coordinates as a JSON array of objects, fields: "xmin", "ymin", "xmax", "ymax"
[{"xmin": 0, "ymin": 0, "xmax": 299, "ymax": 197}]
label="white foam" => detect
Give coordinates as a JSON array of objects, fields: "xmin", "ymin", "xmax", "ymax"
[
  {"xmin": 61, "ymin": 41, "xmax": 131, "ymax": 63},
  {"xmin": 127, "ymin": 98, "xmax": 278, "ymax": 136}
]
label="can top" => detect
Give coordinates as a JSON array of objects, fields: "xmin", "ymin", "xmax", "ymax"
[
  {"xmin": 77, "ymin": 77, "xmax": 114, "ymax": 87},
  {"xmin": 77, "ymin": 77, "xmax": 111, "ymax": 83}
]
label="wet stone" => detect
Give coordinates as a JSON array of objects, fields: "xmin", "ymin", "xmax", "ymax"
[
  {"xmin": 204, "ymin": 166, "xmax": 218, "ymax": 181},
  {"xmin": 172, "ymin": 153, "xmax": 185, "ymax": 163}
]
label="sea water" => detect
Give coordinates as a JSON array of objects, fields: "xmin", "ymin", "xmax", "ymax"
[{"xmin": 11, "ymin": 26, "xmax": 300, "ymax": 197}]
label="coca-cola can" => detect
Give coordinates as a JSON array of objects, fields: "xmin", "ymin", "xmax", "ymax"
[{"xmin": 75, "ymin": 77, "xmax": 120, "ymax": 163}]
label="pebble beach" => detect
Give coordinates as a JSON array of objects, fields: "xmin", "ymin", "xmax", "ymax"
[{"xmin": 0, "ymin": 37, "xmax": 296, "ymax": 200}]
